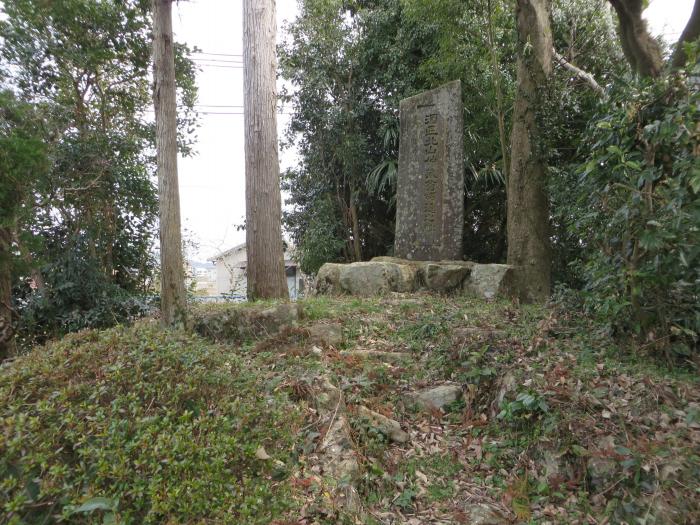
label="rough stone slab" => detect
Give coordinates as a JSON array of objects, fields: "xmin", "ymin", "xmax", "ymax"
[
  {"xmin": 314, "ymin": 261, "xmax": 419, "ymax": 296},
  {"xmin": 372, "ymin": 257, "xmax": 472, "ymax": 292},
  {"xmin": 316, "ymin": 258, "xmax": 525, "ymax": 299},
  {"xmin": 462, "ymin": 503, "xmax": 505, "ymax": 525},
  {"xmin": 407, "ymin": 384, "xmax": 463, "ymax": 411},
  {"xmin": 462, "ymin": 263, "xmax": 519, "ymax": 300},
  {"xmin": 315, "ymin": 263, "xmax": 343, "ymax": 295},
  {"xmin": 423, "ymin": 263, "xmax": 471, "ymax": 292},
  {"xmin": 357, "ymin": 406, "xmax": 409, "ymax": 444},
  {"xmin": 307, "ymin": 322, "xmax": 343, "ymax": 347},
  {"xmin": 395, "ymin": 80, "xmax": 464, "ymax": 261},
  {"xmin": 339, "ymin": 262, "xmax": 418, "ymax": 295},
  {"xmin": 192, "ymin": 302, "xmax": 303, "ymax": 342}
]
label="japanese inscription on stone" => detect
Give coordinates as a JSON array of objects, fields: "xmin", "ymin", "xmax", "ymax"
[{"xmin": 394, "ymin": 80, "xmax": 464, "ymax": 260}]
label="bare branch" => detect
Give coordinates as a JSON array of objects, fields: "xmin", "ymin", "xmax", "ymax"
[{"xmin": 552, "ymin": 48, "xmax": 606, "ymax": 97}]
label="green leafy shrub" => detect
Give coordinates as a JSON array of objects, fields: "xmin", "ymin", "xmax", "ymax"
[
  {"xmin": 14, "ymin": 241, "xmax": 155, "ymax": 348},
  {"xmin": 569, "ymin": 72, "xmax": 700, "ymax": 357},
  {"xmin": 0, "ymin": 323, "xmax": 301, "ymax": 524}
]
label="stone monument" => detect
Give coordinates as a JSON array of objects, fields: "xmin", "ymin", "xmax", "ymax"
[{"xmin": 394, "ymin": 80, "xmax": 464, "ymax": 260}]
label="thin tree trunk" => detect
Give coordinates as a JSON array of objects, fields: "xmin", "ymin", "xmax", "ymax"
[
  {"xmin": 507, "ymin": 0, "xmax": 553, "ymax": 303},
  {"xmin": 0, "ymin": 226, "xmax": 15, "ymax": 360},
  {"xmin": 152, "ymin": 0, "xmax": 187, "ymax": 326},
  {"xmin": 486, "ymin": 0, "xmax": 510, "ymax": 179},
  {"xmin": 243, "ymin": 0, "xmax": 289, "ymax": 300},
  {"xmin": 349, "ymin": 191, "xmax": 362, "ymax": 261}
]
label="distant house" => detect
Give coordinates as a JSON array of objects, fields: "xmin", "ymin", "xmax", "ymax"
[{"xmin": 210, "ymin": 243, "xmax": 304, "ymax": 299}]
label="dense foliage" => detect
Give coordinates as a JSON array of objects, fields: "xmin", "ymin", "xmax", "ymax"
[
  {"xmin": 565, "ymin": 70, "xmax": 700, "ymax": 355},
  {"xmin": 0, "ymin": 0, "xmax": 198, "ymax": 345},
  {"xmin": 0, "ymin": 323, "xmax": 301, "ymax": 524},
  {"xmin": 280, "ymin": 0, "xmax": 625, "ymax": 275}
]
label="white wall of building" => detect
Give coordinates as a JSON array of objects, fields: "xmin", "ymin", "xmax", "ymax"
[{"xmin": 212, "ymin": 244, "xmax": 303, "ymax": 298}]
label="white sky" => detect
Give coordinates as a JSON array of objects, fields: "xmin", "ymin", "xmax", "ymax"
[{"xmin": 172, "ymin": 0, "xmax": 695, "ymax": 262}]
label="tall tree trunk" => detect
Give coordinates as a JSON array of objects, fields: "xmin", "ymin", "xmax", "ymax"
[
  {"xmin": 608, "ymin": 0, "xmax": 663, "ymax": 77},
  {"xmin": 507, "ymin": 0, "xmax": 553, "ymax": 303},
  {"xmin": 152, "ymin": 0, "xmax": 187, "ymax": 326},
  {"xmin": 243, "ymin": 0, "xmax": 289, "ymax": 300},
  {"xmin": 0, "ymin": 226, "xmax": 15, "ymax": 360}
]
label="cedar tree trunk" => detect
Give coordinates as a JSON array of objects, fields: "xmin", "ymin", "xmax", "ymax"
[
  {"xmin": 507, "ymin": 0, "xmax": 553, "ymax": 303},
  {"xmin": 243, "ymin": 0, "xmax": 289, "ymax": 300},
  {"xmin": 152, "ymin": 0, "xmax": 187, "ymax": 325}
]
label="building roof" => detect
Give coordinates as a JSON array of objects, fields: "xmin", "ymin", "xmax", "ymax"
[
  {"xmin": 210, "ymin": 242, "xmax": 297, "ymax": 269},
  {"xmin": 210, "ymin": 242, "xmax": 246, "ymax": 262}
]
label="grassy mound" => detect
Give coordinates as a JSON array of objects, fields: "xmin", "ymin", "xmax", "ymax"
[{"xmin": 0, "ymin": 322, "xmax": 303, "ymax": 524}]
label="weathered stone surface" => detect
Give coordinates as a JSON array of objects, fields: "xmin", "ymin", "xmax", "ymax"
[
  {"xmin": 315, "ymin": 258, "xmax": 525, "ymax": 300},
  {"xmin": 357, "ymin": 406, "xmax": 409, "ymax": 444},
  {"xmin": 314, "ymin": 261, "xmax": 419, "ymax": 296},
  {"xmin": 394, "ymin": 80, "xmax": 464, "ymax": 261},
  {"xmin": 423, "ymin": 262, "xmax": 471, "ymax": 292},
  {"xmin": 372, "ymin": 256, "xmax": 473, "ymax": 292},
  {"xmin": 315, "ymin": 263, "xmax": 343, "ymax": 295},
  {"xmin": 407, "ymin": 384, "xmax": 463, "ymax": 411},
  {"xmin": 192, "ymin": 302, "xmax": 302, "ymax": 342},
  {"xmin": 307, "ymin": 322, "xmax": 343, "ymax": 347},
  {"xmin": 462, "ymin": 263, "xmax": 519, "ymax": 300},
  {"xmin": 461, "ymin": 503, "xmax": 504, "ymax": 525},
  {"xmin": 312, "ymin": 377, "xmax": 362, "ymax": 514}
]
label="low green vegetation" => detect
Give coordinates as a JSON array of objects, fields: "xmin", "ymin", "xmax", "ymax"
[
  {"xmin": 2, "ymin": 295, "xmax": 698, "ymax": 523},
  {"xmin": 0, "ymin": 322, "xmax": 304, "ymax": 524}
]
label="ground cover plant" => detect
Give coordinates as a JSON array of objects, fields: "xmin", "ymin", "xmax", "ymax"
[
  {"xmin": 2, "ymin": 294, "xmax": 699, "ymax": 524},
  {"xmin": 0, "ymin": 322, "xmax": 304, "ymax": 524}
]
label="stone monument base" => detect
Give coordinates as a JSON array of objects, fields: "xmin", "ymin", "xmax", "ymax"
[{"xmin": 315, "ymin": 257, "xmax": 524, "ymax": 300}]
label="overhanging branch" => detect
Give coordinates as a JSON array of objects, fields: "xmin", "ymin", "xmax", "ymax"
[{"xmin": 552, "ymin": 48, "xmax": 606, "ymax": 97}]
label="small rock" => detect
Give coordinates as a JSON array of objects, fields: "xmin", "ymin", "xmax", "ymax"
[
  {"xmin": 307, "ymin": 322, "xmax": 343, "ymax": 346},
  {"xmin": 407, "ymin": 384, "xmax": 462, "ymax": 411},
  {"xmin": 357, "ymin": 406, "xmax": 409, "ymax": 443},
  {"xmin": 462, "ymin": 503, "xmax": 504, "ymax": 524}
]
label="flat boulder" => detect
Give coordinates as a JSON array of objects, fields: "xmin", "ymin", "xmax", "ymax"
[
  {"xmin": 192, "ymin": 302, "xmax": 303, "ymax": 342},
  {"xmin": 463, "ymin": 263, "xmax": 519, "ymax": 300},
  {"xmin": 307, "ymin": 322, "xmax": 343, "ymax": 347},
  {"xmin": 316, "ymin": 257, "xmax": 524, "ymax": 299},
  {"xmin": 407, "ymin": 384, "xmax": 463, "ymax": 411},
  {"xmin": 315, "ymin": 261, "xmax": 418, "ymax": 296}
]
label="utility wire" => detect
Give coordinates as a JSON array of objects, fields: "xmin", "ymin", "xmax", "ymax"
[{"xmin": 192, "ymin": 51, "xmax": 243, "ymax": 57}]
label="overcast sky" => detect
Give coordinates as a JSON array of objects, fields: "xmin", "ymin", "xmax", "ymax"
[{"xmin": 173, "ymin": 0, "xmax": 696, "ymax": 262}]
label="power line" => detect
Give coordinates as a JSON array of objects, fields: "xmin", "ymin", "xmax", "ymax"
[
  {"xmin": 195, "ymin": 63, "xmax": 244, "ymax": 69},
  {"xmin": 192, "ymin": 51, "xmax": 243, "ymax": 57},
  {"xmin": 191, "ymin": 57, "xmax": 243, "ymax": 64}
]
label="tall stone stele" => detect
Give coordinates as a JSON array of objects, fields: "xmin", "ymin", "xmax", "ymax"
[{"xmin": 394, "ymin": 80, "xmax": 464, "ymax": 261}]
